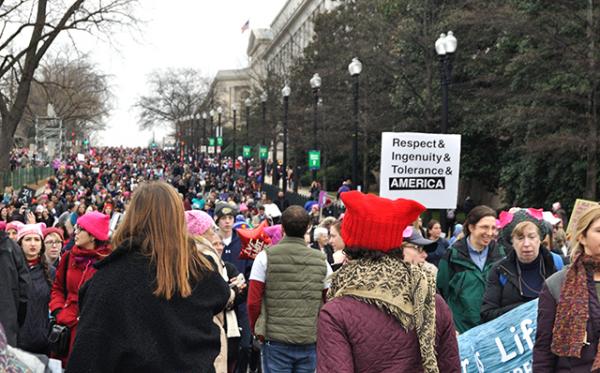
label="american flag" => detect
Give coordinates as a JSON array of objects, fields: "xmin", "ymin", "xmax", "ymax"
[{"xmin": 241, "ymin": 20, "xmax": 250, "ymax": 33}]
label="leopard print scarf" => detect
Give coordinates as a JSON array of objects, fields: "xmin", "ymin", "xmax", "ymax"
[{"xmin": 328, "ymin": 256, "xmax": 439, "ymax": 373}]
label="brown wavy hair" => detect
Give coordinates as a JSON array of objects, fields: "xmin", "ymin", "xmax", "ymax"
[{"xmin": 112, "ymin": 181, "xmax": 212, "ymax": 300}]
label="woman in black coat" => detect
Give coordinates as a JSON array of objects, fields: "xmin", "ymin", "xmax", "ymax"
[
  {"xmin": 16, "ymin": 223, "xmax": 55, "ymax": 354},
  {"xmin": 67, "ymin": 181, "xmax": 229, "ymax": 373},
  {"xmin": 481, "ymin": 220, "xmax": 563, "ymax": 322}
]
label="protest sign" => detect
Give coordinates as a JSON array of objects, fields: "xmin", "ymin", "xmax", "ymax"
[
  {"xmin": 567, "ymin": 198, "xmax": 599, "ymax": 238},
  {"xmin": 379, "ymin": 132, "xmax": 461, "ymax": 208},
  {"xmin": 458, "ymin": 299, "xmax": 538, "ymax": 373}
]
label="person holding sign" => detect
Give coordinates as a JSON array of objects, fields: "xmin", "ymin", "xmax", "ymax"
[
  {"xmin": 317, "ymin": 191, "xmax": 460, "ymax": 373},
  {"xmin": 480, "ymin": 209, "xmax": 564, "ymax": 323},
  {"xmin": 437, "ymin": 206, "xmax": 506, "ymax": 333},
  {"xmin": 534, "ymin": 206, "xmax": 600, "ymax": 372}
]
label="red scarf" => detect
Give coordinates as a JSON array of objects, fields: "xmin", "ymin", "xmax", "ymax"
[
  {"xmin": 27, "ymin": 257, "xmax": 41, "ymax": 268},
  {"xmin": 70, "ymin": 244, "xmax": 111, "ymax": 267},
  {"xmin": 551, "ymin": 254, "xmax": 600, "ymax": 370}
]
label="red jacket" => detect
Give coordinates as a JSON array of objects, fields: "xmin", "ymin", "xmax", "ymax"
[
  {"xmin": 49, "ymin": 245, "xmax": 110, "ymax": 361},
  {"xmin": 317, "ymin": 295, "xmax": 461, "ymax": 373}
]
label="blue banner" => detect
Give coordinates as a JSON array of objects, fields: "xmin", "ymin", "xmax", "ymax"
[{"xmin": 458, "ymin": 299, "xmax": 538, "ymax": 373}]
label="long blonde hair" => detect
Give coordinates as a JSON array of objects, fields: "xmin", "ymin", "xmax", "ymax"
[
  {"xmin": 112, "ymin": 181, "xmax": 212, "ymax": 300},
  {"xmin": 570, "ymin": 205, "xmax": 600, "ymax": 263}
]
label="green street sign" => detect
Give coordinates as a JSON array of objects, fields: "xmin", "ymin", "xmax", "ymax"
[
  {"xmin": 259, "ymin": 146, "xmax": 268, "ymax": 160},
  {"xmin": 217, "ymin": 137, "xmax": 223, "ymax": 146},
  {"xmin": 208, "ymin": 137, "xmax": 215, "ymax": 146},
  {"xmin": 243, "ymin": 145, "xmax": 252, "ymax": 159},
  {"xmin": 308, "ymin": 150, "xmax": 321, "ymax": 170}
]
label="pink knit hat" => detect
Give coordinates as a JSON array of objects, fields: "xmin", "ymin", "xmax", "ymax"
[
  {"xmin": 17, "ymin": 223, "xmax": 46, "ymax": 242},
  {"xmin": 185, "ymin": 210, "xmax": 215, "ymax": 236},
  {"xmin": 6, "ymin": 221, "xmax": 24, "ymax": 233},
  {"xmin": 77, "ymin": 211, "xmax": 110, "ymax": 241},
  {"xmin": 0, "ymin": 221, "xmax": 6, "ymax": 231}
]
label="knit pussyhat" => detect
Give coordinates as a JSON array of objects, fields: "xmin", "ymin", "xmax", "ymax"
[
  {"xmin": 77, "ymin": 211, "xmax": 110, "ymax": 241},
  {"xmin": 6, "ymin": 221, "xmax": 24, "ymax": 233},
  {"xmin": 17, "ymin": 223, "xmax": 46, "ymax": 242},
  {"xmin": 185, "ymin": 210, "xmax": 216, "ymax": 236},
  {"xmin": 498, "ymin": 208, "xmax": 549, "ymax": 244},
  {"xmin": 340, "ymin": 191, "xmax": 426, "ymax": 252}
]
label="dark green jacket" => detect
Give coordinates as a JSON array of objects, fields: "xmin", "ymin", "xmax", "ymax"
[
  {"xmin": 255, "ymin": 236, "xmax": 327, "ymax": 344},
  {"xmin": 436, "ymin": 238, "xmax": 505, "ymax": 333}
]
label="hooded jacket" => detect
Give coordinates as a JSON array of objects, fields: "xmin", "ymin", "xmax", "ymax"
[{"xmin": 436, "ymin": 238, "xmax": 505, "ymax": 333}]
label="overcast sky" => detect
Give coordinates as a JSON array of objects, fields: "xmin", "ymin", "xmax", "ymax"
[{"xmin": 70, "ymin": 0, "xmax": 284, "ymax": 147}]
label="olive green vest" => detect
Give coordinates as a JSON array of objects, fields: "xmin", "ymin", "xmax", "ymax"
[{"xmin": 255, "ymin": 236, "xmax": 327, "ymax": 344}]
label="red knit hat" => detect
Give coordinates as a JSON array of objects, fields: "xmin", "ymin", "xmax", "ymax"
[
  {"xmin": 77, "ymin": 211, "xmax": 110, "ymax": 241},
  {"xmin": 340, "ymin": 191, "xmax": 426, "ymax": 252},
  {"xmin": 43, "ymin": 227, "xmax": 65, "ymax": 242}
]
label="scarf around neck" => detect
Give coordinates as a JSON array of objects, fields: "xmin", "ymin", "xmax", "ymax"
[
  {"xmin": 328, "ymin": 255, "xmax": 439, "ymax": 373},
  {"xmin": 551, "ymin": 254, "xmax": 600, "ymax": 370}
]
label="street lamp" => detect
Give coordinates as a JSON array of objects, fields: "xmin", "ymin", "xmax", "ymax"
[
  {"xmin": 232, "ymin": 103, "xmax": 238, "ymax": 163},
  {"xmin": 281, "ymin": 84, "xmax": 291, "ymax": 193},
  {"xmin": 194, "ymin": 113, "xmax": 200, "ymax": 153},
  {"xmin": 217, "ymin": 106, "xmax": 223, "ymax": 138},
  {"xmin": 245, "ymin": 97, "xmax": 252, "ymax": 178},
  {"xmin": 217, "ymin": 106, "xmax": 223, "ymax": 161},
  {"xmin": 435, "ymin": 31, "xmax": 457, "ymax": 133},
  {"xmin": 309, "ymin": 73, "xmax": 322, "ymax": 182},
  {"xmin": 435, "ymin": 31, "xmax": 457, "ymax": 234},
  {"xmin": 260, "ymin": 92, "xmax": 268, "ymax": 183},
  {"xmin": 348, "ymin": 57, "xmax": 362, "ymax": 190},
  {"xmin": 209, "ymin": 109, "xmax": 215, "ymax": 139},
  {"xmin": 202, "ymin": 112, "xmax": 207, "ymax": 153}
]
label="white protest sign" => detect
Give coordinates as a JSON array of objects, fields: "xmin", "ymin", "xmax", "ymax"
[
  {"xmin": 380, "ymin": 132, "xmax": 461, "ymax": 209},
  {"xmin": 76, "ymin": 153, "xmax": 85, "ymax": 162}
]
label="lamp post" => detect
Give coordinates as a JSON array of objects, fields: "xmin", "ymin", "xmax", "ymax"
[
  {"xmin": 281, "ymin": 84, "xmax": 291, "ymax": 193},
  {"xmin": 260, "ymin": 92, "xmax": 267, "ymax": 183},
  {"xmin": 232, "ymin": 103, "xmax": 238, "ymax": 164},
  {"xmin": 202, "ymin": 112, "xmax": 207, "ymax": 154},
  {"xmin": 217, "ymin": 106, "xmax": 223, "ymax": 163},
  {"xmin": 245, "ymin": 97, "xmax": 252, "ymax": 178},
  {"xmin": 309, "ymin": 73, "xmax": 321, "ymax": 182},
  {"xmin": 194, "ymin": 113, "xmax": 200, "ymax": 154},
  {"xmin": 435, "ymin": 31, "xmax": 457, "ymax": 134},
  {"xmin": 348, "ymin": 57, "xmax": 362, "ymax": 190},
  {"xmin": 209, "ymin": 109, "xmax": 215, "ymax": 139},
  {"xmin": 435, "ymin": 31, "xmax": 457, "ymax": 234}
]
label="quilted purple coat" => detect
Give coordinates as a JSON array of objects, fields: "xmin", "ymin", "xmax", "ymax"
[
  {"xmin": 533, "ymin": 272, "xmax": 600, "ymax": 372},
  {"xmin": 316, "ymin": 295, "xmax": 461, "ymax": 372}
]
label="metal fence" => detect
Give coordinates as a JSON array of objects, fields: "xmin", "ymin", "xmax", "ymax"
[
  {"xmin": 0, "ymin": 167, "xmax": 54, "ymax": 191},
  {"xmin": 262, "ymin": 183, "xmax": 345, "ymax": 217}
]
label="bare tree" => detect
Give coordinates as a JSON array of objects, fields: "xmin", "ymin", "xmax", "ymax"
[
  {"xmin": 20, "ymin": 51, "xmax": 112, "ymax": 142},
  {"xmin": 135, "ymin": 68, "xmax": 211, "ymax": 129},
  {"xmin": 0, "ymin": 0, "xmax": 138, "ymax": 171}
]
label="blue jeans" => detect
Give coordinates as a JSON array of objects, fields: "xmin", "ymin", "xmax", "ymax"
[{"xmin": 261, "ymin": 340, "xmax": 317, "ymax": 373}]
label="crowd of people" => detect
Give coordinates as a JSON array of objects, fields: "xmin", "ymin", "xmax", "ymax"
[{"xmin": 0, "ymin": 146, "xmax": 598, "ymax": 372}]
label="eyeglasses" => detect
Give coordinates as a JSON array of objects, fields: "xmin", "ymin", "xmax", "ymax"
[
  {"xmin": 404, "ymin": 244, "xmax": 424, "ymax": 253},
  {"xmin": 74, "ymin": 225, "xmax": 87, "ymax": 234},
  {"xmin": 44, "ymin": 240, "xmax": 62, "ymax": 246}
]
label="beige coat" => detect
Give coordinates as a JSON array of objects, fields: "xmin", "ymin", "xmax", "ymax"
[{"xmin": 194, "ymin": 237, "xmax": 236, "ymax": 373}]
